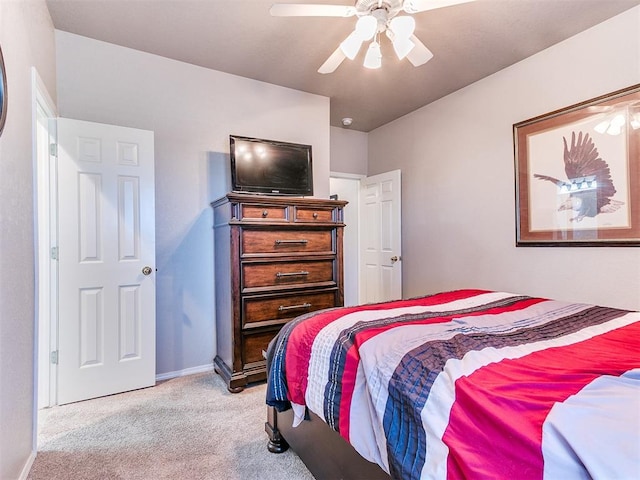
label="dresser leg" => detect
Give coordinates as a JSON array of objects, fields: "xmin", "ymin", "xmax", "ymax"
[{"xmin": 214, "ymin": 356, "xmax": 247, "ymax": 393}]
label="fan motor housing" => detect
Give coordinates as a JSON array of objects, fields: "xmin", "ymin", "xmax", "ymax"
[{"xmin": 355, "ymin": 0, "xmax": 404, "ymax": 17}]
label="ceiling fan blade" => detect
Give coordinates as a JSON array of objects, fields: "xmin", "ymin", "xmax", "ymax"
[
  {"xmin": 406, "ymin": 35, "xmax": 434, "ymax": 66},
  {"xmin": 318, "ymin": 47, "xmax": 347, "ymax": 74},
  {"xmin": 403, "ymin": 0, "xmax": 475, "ymax": 14},
  {"xmin": 270, "ymin": 4, "xmax": 357, "ymax": 17}
]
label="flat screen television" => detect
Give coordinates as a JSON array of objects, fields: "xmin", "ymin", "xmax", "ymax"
[{"xmin": 230, "ymin": 135, "xmax": 313, "ymax": 196}]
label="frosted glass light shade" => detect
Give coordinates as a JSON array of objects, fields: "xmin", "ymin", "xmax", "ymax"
[
  {"xmin": 364, "ymin": 41, "xmax": 382, "ymax": 69},
  {"xmin": 389, "ymin": 16, "xmax": 415, "ymax": 39},
  {"xmin": 356, "ymin": 15, "xmax": 378, "ymax": 40}
]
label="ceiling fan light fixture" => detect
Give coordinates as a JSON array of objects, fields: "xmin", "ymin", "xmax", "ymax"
[
  {"xmin": 273, "ymin": 0, "xmax": 459, "ymax": 73},
  {"xmin": 355, "ymin": 15, "xmax": 378, "ymax": 40},
  {"xmin": 389, "ymin": 16, "xmax": 415, "ymax": 39},
  {"xmin": 340, "ymin": 32, "xmax": 364, "ymax": 60},
  {"xmin": 363, "ymin": 41, "xmax": 382, "ymax": 69}
]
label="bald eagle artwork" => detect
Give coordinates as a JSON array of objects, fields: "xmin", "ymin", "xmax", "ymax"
[{"xmin": 533, "ymin": 131, "xmax": 624, "ymax": 222}]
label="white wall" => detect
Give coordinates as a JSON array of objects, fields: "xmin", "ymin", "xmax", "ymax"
[
  {"xmin": 369, "ymin": 7, "xmax": 640, "ymax": 311},
  {"xmin": 55, "ymin": 31, "xmax": 331, "ymax": 376},
  {"xmin": 330, "ymin": 126, "xmax": 368, "ymax": 175},
  {"xmin": 0, "ymin": 1, "xmax": 56, "ymax": 478}
]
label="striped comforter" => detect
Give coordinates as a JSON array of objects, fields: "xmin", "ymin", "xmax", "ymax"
[{"xmin": 266, "ymin": 289, "xmax": 640, "ymax": 480}]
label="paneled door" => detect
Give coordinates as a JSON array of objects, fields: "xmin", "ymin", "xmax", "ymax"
[
  {"xmin": 57, "ymin": 118, "xmax": 156, "ymax": 405},
  {"xmin": 360, "ymin": 170, "xmax": 402, "ymax": 303}
]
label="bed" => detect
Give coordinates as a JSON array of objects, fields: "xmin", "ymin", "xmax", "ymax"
[{"xmin": 264, "ymin": 289, "xmax": 640, "ymax": 480}]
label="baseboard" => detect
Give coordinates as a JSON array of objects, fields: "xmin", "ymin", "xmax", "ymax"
[
  {"xmin": 155, "ymin": 363, "xmax": 214, "ymax": 382},
  {"xmin": 18, "ymin": 450, "xmax": 37, "ymax": 480}
]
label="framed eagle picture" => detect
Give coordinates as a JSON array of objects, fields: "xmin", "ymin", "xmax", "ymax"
[{"xmin": 514, "ymin": 84, "xmax": 640, "ymax": 246}]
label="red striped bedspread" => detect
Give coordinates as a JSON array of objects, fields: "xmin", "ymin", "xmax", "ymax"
[{"xmin": 265, "ymin": 289, "xmax": 640, "ymax": 480}]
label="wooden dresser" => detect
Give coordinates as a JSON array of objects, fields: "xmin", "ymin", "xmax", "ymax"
[{"xmin": 211, "ymin": 193, "xmax": 347, "ymax": 392}]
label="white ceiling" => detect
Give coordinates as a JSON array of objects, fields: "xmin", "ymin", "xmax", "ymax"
[{"xmin": 45, "ymin": 0, "xmax": 640, "ymax": 132}]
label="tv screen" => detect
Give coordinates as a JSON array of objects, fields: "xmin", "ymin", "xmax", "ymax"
[{"xmin": 230, "ymin": 135, "xmax": 313, "ymax": 196}]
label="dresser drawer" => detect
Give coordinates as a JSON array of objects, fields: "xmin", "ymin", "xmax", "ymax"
[
  {"xmin": 242, "ymin": 229, "xmax": 333, "ymax": 255},
  {"xmin": 240, "ymin": 204, "xmax": 288, "ymax": 221},
  {"xmin": 243, "ymin": 330, "xmax": 277, "ymax": 364},
  {"xmin": 243, "ymin": 291, "xmax": 336, "ymax": 325},
  {"xmin": 294, "ymin": 206, "xmax": 335, "ymax": 223},
  {"xmin": 243, "ymin": 260, "xmax": 335, "ymax": 290}
]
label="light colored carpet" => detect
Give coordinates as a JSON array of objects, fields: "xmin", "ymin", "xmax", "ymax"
[{"xmin": 28, "ymin": 372, "xmax": 315, "ymax": 480}]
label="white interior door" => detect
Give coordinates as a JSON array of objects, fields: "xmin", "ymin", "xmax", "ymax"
[
  {"xmin": 360, "ymin": 169, "xmax": 402, "ymax": 303},
  {"xmin": 57, "ymin": 118, "xmax": 156, "ymax": 405}
]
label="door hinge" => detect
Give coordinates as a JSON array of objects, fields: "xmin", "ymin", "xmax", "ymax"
[
  {"xmin": 51, "ymin": 246, "xmax": 59, "ymax": 260},
  {"xmin": 50, "ymin": 350, "xmax": 59, "ymax": 365},
  {"xmin": 49, "ymin": 143, "xmax": 58, "ymax": 157}
]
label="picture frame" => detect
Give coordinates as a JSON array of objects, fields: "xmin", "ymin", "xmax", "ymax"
[{"xmin": 514, "ymin": 84, "xmax": 640, "ymax": 246}]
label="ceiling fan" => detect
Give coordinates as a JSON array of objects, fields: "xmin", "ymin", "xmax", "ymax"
[{"xmin": 270, "ymin": 0, "xmax": 475, "ymax": 74}]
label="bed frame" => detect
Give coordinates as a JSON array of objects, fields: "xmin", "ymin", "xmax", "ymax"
[{"xmin": 265, "ymin": 406, "xmax": 391, "ymax": 480}]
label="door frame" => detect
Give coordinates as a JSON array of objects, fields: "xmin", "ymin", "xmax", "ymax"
[
  {"xmin": 330, "ymin": 172, "xmax": 365, "ymax": 306},
  {"xmin": 32, "ymin": 67, "xmax": 58, "ymax": 412}
]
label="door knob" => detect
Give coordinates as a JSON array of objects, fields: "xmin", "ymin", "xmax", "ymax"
[
  {"xmin": 142, "ymin": 266, "xmax": 153, "ymax": 276},
  {"xmin": 390, "ymin": 256, "xmax": 399, "ymax": 263}
]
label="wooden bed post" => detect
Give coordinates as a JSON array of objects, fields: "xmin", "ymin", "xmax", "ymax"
[{"xmin": 265, "ymin": 406, "xmax": 289, "ymax": 453}]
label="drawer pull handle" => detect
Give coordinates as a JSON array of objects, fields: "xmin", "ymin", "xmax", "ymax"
[
  {"xmin": 276, "ymin": 271, "xmax": 309, "ymax": 278},
  {"xmin": 278, "ymin": 302, "xmax": 312, "ymax": 312},
  {"xmin": 312, "ymin": 212, "xmax": 318, "ymax": 219},
  {"xmin": 262, "ymin": 210, "xmax": 269, "ymax": 217},
  {"xmin": 274, "ymin": 239, "xmax": 308, "ymax": 245}
]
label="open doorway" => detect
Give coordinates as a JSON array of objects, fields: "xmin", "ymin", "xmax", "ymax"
[
  {"xmin": 330, "ymin": 170, "xmax": 403, "ymax": 307},
  {"xmin": 330, "ymin": 173, "xmax": 364, "ymax": 306}
]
